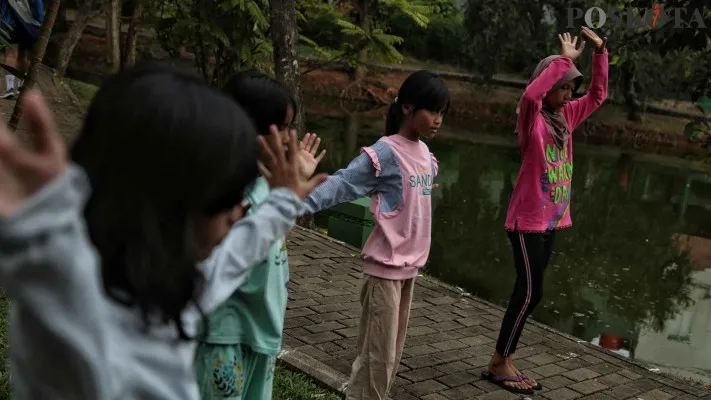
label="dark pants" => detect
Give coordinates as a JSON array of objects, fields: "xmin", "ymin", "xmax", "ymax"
[{"xmin": 495, "ymin": 230, "xmax": 555, "ymax": 357}]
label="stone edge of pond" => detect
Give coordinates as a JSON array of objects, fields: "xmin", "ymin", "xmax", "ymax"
[
  {"xmin": 287, "ymin": 226, "xmax": 709, "ymax": 395},
  {"xmin": 278, "ymin": 344, "xmax": 348, "ymax": 397}
]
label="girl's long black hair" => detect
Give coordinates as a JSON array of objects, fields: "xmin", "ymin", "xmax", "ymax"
[
  {"xmin": 70, "ymin": 62, "xmax": 259, "ymax": 339},
  {"xmin": 222, "ymin": 70, "xmax": 296, "ymax": 135},
  {"xmin": 385, "ymin": 70, "xmax": 450, "ymax": 135}
]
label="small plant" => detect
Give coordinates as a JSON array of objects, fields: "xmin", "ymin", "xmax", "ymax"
[{"xmin": 683, "ymin": 104, "xmax": 711, "ymax": 162}]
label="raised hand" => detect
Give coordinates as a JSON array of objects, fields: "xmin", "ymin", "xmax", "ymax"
[
  {"xmin": 559, "ymin": 32, "xmax": 586, "ymax": 61},
  {"xmin": 298, "ymin": 132, "xmax": 326, "ymax": 179},
  {"xmin": 582, "ymin": 26, "xmax": 607, "ymax": 53},
  {"xmin": 258, "ymin": 125, "xmax": 328, "ymax": 199},
  {"xmin": 0, "ymin": 90, "xmax": 67, "ymax": 217}
]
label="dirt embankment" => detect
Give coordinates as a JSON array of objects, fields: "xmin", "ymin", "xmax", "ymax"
[{"xmin": 300, "ymin": 65, "xmax": 709, "ymax": 159}]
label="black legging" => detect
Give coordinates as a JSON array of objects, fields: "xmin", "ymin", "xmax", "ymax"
[{"xmin": 495, "ymin": 230, "xmax": 555, "ymax": 357}]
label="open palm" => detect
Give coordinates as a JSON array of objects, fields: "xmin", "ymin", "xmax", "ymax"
[
  {"xmin": 298, "ymin": 132, "xmax": 326, "ymax": 179},
  {"xmin": 559, "ymin": 32, "xmax": 585, "ymax": 60},
  {"xmin": 582, "ymin": 26, "xmax": 608, "ymax": 53}
]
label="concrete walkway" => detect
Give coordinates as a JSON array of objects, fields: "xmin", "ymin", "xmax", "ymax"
[{"xmin": 280, "ymin": 227, "xmax": 711, "ymax": 400}]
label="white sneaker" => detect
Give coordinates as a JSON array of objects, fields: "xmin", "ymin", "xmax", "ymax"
[
  {"xmin": 1, "ymin": 75, "xmax": 16, "ymax": 99},
  {"xmin": 0, "ymin": 88, "xmax": 15, "ymax": 99},
  {"xmin": 1, "ymin": 76, "xmax": 14, "ymax": 99}
]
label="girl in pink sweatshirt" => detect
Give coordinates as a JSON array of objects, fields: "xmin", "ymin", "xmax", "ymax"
[
  {"xmin": 303, "ymin": 70, "xmax": 449, "ymax": 400},
  {"xmin": 483, "ymin": 28, "xmax": 609, "ymax": 395}
]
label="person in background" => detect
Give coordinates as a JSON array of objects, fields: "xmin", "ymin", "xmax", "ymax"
[
  {"xmin": 483, "ymin": 27, "xmax": 608, "ymax": 395},
  {"xmin": 0, "ymin": 0, "xmax": 44, "ymax": 98},
  {"xmin": 194, "ymin": 70, "xmax": 325, "ymax": 400},
  {"xmin": 302, "ymin": 70, "xmax": 450, "ymax": 400}
]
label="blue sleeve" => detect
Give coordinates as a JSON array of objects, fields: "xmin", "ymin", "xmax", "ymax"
[{"xmin": 303, "ymin": 140, "xmax": 402, "ymax": 214}]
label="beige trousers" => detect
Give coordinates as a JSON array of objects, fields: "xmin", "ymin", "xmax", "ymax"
[{"xmin": 345, "ymin": 275, "xmax": 416, "ymax": 400}]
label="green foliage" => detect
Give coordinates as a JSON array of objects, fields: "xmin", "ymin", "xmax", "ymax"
[
  {"xmin": 149, "ymin": 0, "xmax": 271, "ymax": 86},
  {"xmin": 297, "ymin": 0, "xmax": 436, "ymax": 69},
  {"xmin": 464, "ymin": 0, "xmax": 553, "ymax": 78},
  {"xmin": 683, "ymin": 118, "xmax": 709, "ymax": 142},
  {"xmin": 388, "ymin": 0, "xmax": 469, "ymax": 66},
  {"xmin": 683, "ymin": 104, "xmax": 711, "ymax": 162},
  {"xmin": 462, "ymin": 0, "xmax": 710, "ymax": 115},
  {"xmin": 0, "ymin": 23, "xmax": 13, "ymax": 53},
  {"xmin": 66, "ymin": 79, "xmax": 99, "ymax": 110},
  {"xmin": 596, "ymin": 0, "xmax": 710, "ymax": 102}
]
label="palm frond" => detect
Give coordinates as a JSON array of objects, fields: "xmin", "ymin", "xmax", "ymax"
[
  {"xmin": 333, "ymin": 17, "xmax": 362, "ymax": 32},
  {"xmin": 299, "ymin": 34, "xmax": 334, "ymax": 59},
  {"xmin": 0, "ymin": 22, "xmax": 13, "ymax": 51}
]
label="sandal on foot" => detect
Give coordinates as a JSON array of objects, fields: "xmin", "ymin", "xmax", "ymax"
[
  {"xmin": 519, "ymin": 374, "xmax": 542, "ymax": 390},
  {"xmin": 481, "ymin": 370, "xmax": 535, "ymax": 395}
]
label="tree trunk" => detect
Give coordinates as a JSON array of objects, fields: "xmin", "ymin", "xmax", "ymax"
[
  {"xmin": 105, "ymin": 0, "xmax": 121, "ymax": 73},
  {"xmin": 353, "ymin": 0, "xmax": 370, "ymax": 84},
  {"xmin": 269, "ymin": 0, "xmax": 304, "ymax": 134},
  {"xmin": 56, "ymin": 0, "xmax": 100, "ymax": 76},
  {"xmin": 621, "ymin": 61, "xmax": 642, "ymax": 122},
  {"xmin": 121, "ymin": 0, "xmax": 143, "ymax": 68},
  {"xmin": 9, "ymin": 0, "xmax": 62, "ymax": 131},
  {"xmin": 270, "ymin": 0, "xmax": 313, "ymax": 228}
]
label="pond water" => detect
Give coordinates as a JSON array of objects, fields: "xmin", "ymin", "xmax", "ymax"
[{"xmin": 306, "ymin": 110, "xmax": 711, "ymax": 384}]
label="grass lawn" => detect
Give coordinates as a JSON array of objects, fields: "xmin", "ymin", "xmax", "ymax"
[
  {"xmin": 273, "ymin": 365, "xmax": 341, "ymax": 400},
  {"xmin": 65, "ymin": 79, "xmax": 99, "ymax": 109}
]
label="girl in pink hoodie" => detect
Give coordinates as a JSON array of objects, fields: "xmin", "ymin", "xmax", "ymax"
[{"xmin": 483, "ymin": 27, "xmax": 609, "ymax": 395}]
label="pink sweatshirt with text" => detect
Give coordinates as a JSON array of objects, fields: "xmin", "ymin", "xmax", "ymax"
[
  {"xmin": 505, "ymin": 50, "xmax": 608, "ymax": 232},
  {"xmin": 305, "ymin": 134, "xmax": 438, "ymax": 280}
]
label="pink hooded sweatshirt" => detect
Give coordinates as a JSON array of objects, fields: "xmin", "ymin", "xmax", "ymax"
[{"xmin": 505, "ymin": 49, "xmax": 609, "ymax": 232}]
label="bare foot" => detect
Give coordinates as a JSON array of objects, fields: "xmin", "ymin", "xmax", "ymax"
[
  {"xmin": 508, "ymin": 360, "xmax": 539, "ymax": 388},
  {"xmin": 488, "ymin": 355, "xmax": 532, "ymax": 391}
]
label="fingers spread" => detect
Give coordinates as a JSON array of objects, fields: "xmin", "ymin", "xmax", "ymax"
[
  {"xmin": 309, "ymin": 137, "xmax": 321, "ymax": 155},
  {"xmin": 305, "ymin": 132, "xmax": 316, "ymax": 149}
]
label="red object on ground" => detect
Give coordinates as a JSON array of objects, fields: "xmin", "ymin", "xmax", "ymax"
[{"xmin": 599, "ymin": 333, "xmax": 623, "ymax": 350}]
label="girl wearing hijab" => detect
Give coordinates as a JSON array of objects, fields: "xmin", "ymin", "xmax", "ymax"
[
  {"xmin": 483, "ymin": 27, "xmax": 608, "ymax": 395},
  {"xmin": 0, "ymin": 0, "xmax": 44, "ymax": 98}
]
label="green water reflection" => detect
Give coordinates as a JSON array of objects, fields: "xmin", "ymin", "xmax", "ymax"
[{"xmin": 307, "ymin": 111, "xmax": 711, "ymax": 383}]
